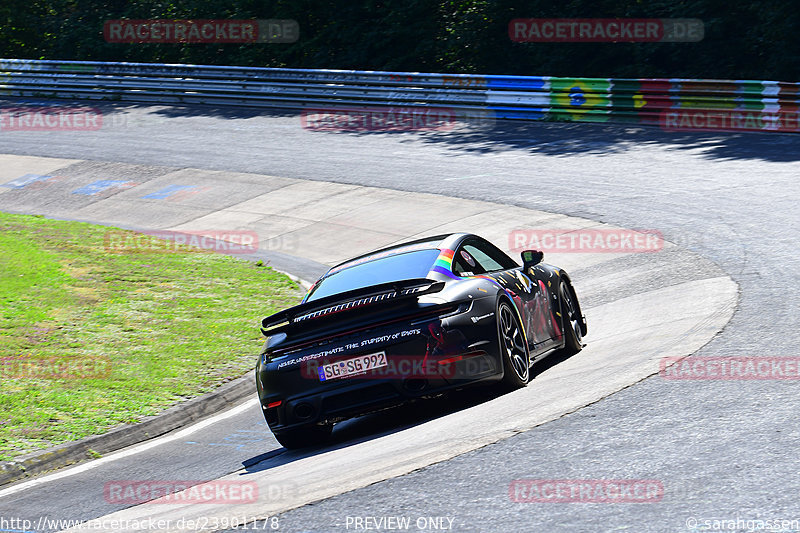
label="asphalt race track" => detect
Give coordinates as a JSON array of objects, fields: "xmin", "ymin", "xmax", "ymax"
[{"xmin": 0, "ymin": 101, "xmax": 798, "ymax": 533}]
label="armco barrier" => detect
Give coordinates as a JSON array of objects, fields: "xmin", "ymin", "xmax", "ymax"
[{"xmin": 1, "ymin": 59, "xmax": 799, "ymax": 132}]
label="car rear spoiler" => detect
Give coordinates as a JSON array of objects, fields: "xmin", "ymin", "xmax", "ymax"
[{"xmin": 260, "ymin": 278, "xmax": 445, "ymax": 336}]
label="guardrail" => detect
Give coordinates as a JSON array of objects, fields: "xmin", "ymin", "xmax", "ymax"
[{"xmin": 1, "ymin": 59, "xmax": 799, "ymax": 132}]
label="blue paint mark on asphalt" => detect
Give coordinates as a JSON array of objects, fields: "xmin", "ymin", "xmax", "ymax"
[
  {"xmin": 142, "ymin": 184, "xmax": 195, "ymax": 199},
  {"xmin": 209, "ymin": 429, "xmax": 266, "ymax": 449},
  {"xmin": 1, "ymin": 173, "xmax": 54, "ymax": 188},
  {"xmin": 185, "ymin": 429, "xmax": 267, "ymax": 449},
  {"xmin": 72, "ymin": 180, "xmax": 130, "ymax": 195},
  {"xmin": 487, "ymin": 106, "xmax": 546, "ymax": 120}
]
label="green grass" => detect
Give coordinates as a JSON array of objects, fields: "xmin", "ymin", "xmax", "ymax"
[{"xmin": 0, "ymin": 212, "xmax": 303, "ymax": 461}]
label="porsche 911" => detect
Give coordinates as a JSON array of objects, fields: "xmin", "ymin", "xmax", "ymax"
[{"xmin": 256, "ymin": 233, "xmax": 586, "ymax": 449}]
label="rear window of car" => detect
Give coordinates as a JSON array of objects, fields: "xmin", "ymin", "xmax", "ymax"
[{"xmin": 305, "ymin": 249, "xmax": 441, "ymax": 302}]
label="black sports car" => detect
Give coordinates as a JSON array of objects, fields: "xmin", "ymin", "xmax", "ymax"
[{"xmin": 256, "ymin": 233, "xmax": 586, "ymax": 449}]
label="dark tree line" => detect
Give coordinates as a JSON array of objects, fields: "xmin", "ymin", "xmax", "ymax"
[{"xmin": 1, "ymin": 0, "xmax": 798, "ymax": 81}]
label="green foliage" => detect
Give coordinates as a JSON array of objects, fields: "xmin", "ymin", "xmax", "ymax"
[
  {"xmin": 0, "ymin": 212, "xmax": 302, "ymax": 460},
  {"xmin": 0, "ymin": 1, "xmax": 798, "ymax": 82}
]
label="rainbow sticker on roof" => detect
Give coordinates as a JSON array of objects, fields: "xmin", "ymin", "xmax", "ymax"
[{"xmin": 430, "ymin": 248, "xmax": 459, "ymax": 279}]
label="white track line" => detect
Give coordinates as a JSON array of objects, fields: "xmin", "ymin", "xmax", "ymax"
[{"xmin": 0, "ymin": 398, "xmax": 259, "ymax": 499}]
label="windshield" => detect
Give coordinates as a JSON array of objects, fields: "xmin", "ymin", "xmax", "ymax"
[{"xmin": 305, "ymin": 249, "xmax": 441, "ymax": 302}]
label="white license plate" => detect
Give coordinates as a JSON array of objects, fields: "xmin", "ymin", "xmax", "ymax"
[{"xmin": 319, "ymin": 352, "xmax": 388, "ymax": 381}]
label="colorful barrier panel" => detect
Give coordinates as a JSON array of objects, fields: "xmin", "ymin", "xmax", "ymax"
[{"xmin": 1, "ymin": 59, "xmax": 798, "ymax": 132}]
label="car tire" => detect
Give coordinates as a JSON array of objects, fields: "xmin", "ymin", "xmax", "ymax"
[
  {"xmin": 497, "ymin": 300, "xmax": 530, "ymax": 389},
  {"xmin": 558, "ymin": 280, "xmax": 584, "ymax": 356},
  {"xmin": 273, "ymin": 424, "xmax": 333, "ymax": 450}
]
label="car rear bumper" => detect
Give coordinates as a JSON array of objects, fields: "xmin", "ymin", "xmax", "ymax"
[
  {"xmin": 257, "ymin": 310, "xmax": 502, "ymax": 431},
  {"xmin": 260, "ymin": 364, "xmax": 502, "ymax": 432}
]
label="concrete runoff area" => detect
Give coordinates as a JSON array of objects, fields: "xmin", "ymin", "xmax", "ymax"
[{"xmin": 0, "ymin": 153, "xmax": 736, "ymax": 532}]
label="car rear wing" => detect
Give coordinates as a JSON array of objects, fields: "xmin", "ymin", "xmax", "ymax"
[{"xmin": 260, "ymin": 278, "xmax": 445, "ymax": 336}]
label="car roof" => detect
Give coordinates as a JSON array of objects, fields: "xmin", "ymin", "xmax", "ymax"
[{"xmin": 325, "ymin": 233, "xmax": 470, "ymax": 276}]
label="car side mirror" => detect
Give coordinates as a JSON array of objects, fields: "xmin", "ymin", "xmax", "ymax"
[{"xmin": 521, "ymin": 250, "xmax": 544, "ymax": 270}]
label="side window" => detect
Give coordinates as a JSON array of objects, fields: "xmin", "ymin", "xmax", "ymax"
[
  {"xmin": 463, "ymin": 244, "xmax": 505, "ymax": 273},
  {"xmin": 465, "ymin": 239, "xmax": 517, "ymax": 273},
  {"xmin": 452, "ymin": 239, "xmax": 517, "ymax": 277},
  {"xmin": 453, "ymin": 247, "xmax": 483, "ymax": 276}
]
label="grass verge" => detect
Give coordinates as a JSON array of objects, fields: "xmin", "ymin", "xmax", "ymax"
[{"xmin": 0, "ymin": 212, "xmax": 302, "ymax": 461}]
